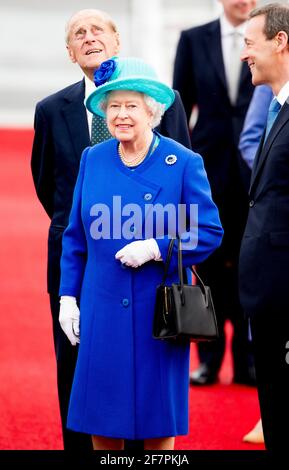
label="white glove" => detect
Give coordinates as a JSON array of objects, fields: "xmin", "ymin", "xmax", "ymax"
[
  {"xmin": 115, "ymin": 239, "xmax": 161, "ymax": 268},
  {"xmin": 59, "ymin": 296, "xmax": 80, "ymax": 346}
]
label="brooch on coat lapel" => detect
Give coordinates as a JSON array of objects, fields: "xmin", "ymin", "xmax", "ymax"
[{"xmin": 165, "ymin": 155, "xmax": 177, "ymax": 165}]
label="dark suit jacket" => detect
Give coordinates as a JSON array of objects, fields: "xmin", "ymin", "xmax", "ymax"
[
  {"xmin": 173, "ymin": 19, "xmax": 254, "ymax": 197},
  {"xmin": 239, "ymin": 100, "xmax": 289, "ymax": 316},
  {"xmin": 31, "ymin": 79, "xmax": 191, "ymax": 294}
]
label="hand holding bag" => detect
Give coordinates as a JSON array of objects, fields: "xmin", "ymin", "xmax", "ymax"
[{"xmin": 153, "ymin": 239, "xmax": 219, "ymax": 342}]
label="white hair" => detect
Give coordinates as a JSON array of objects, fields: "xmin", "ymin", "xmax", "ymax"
[
  {"xmin": 100, "ymin": 92, "xmax": 165, "ymax": 128},
  {"xmin": 143, "ymin": 95, "xmax": 165, "ymax": 128}
]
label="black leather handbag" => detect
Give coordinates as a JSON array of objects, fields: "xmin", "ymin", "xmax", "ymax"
[{"xmin": 153, "ymin": 239, "xmax": 219, "ymax": 342}]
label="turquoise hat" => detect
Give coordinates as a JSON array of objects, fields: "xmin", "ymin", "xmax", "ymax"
[{"xmin": 86, "ymin": 56, "xmax": 175, "ymax": 117}]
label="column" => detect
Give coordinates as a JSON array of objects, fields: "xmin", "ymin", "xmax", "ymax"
[{"xmin": 129, "ymin": 0, "xmax": 166, "ymax": 82}]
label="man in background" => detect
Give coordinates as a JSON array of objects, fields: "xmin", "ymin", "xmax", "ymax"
[
  {"xmin": 31, "ymin": 9, "xmax": 191, "ymax": 450},
  {"xmin": 173, "ymin": 0, "xmax": 256, "ymax": 386}
]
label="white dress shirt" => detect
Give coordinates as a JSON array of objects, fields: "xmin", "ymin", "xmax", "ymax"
[{"xmin": 275, "ymin": 80, "xmax": 289, "ymax": 106}]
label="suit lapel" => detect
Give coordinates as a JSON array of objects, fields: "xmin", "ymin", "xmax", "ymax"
[
  {"xmin": 249, "ymin": 101, "xmax": 289, "ymax": 194},
  {"xmin": 205, "ymin": 20, "xmax": 250, "ymax": 104},
  {"xmin": 62, "ymin": 79, "xmax": 90, "ymax": 161},
  {"xmin": 205, "ymin": 20, "xmax": 228, "ymax": 94}
]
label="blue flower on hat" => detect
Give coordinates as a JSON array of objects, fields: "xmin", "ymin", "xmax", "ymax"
[{"xmin": 94, "ymin": 58, "xmax": 118, "ymax": 87}]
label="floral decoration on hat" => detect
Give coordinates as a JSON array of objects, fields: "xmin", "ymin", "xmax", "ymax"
[{"xmin": 94, "ymin": 57, "xmax": 119, "ymax": 87}]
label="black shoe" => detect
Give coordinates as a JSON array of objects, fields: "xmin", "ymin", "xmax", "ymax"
[
  {"xmin": 189, "ymin": 364, "xmax": 218, "ymax": 386},
  {"xmin": 233, "ymin": 374, "xmax": 256, "ymax": 386}
]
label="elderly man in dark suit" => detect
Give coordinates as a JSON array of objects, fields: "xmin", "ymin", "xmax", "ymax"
[
  {"xmin": 173, "ymin": 0, "xmax": 256, "ymax": 386},
  {"xmin": 31, "ymin": 9, "xmax": 191, "ymax": 451},
  {"xmin": 239, "ymin": 2, "xmax": 289, "ymax": 454}
]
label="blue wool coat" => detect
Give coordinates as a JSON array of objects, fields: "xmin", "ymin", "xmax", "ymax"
[{"xmin": 59, "ymin": 135, "xmax": 223, "ymax": 439}]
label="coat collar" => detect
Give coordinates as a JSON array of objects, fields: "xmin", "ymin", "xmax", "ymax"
[
  {"xmin": 249, "ymin": 101, "xmax": 289, "ymax": 195},
  {"xmin": 62, "ymin": 79, "xmax": 90, "ymax": 160}
]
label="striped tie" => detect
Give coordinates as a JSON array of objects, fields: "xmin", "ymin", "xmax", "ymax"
[{"xmin": 91, "ymin": 114, "xmax": 111, "ymax": 145}]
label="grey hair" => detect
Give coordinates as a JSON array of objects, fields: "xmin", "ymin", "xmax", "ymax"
[
  {"xmin": 100, "ymin": 92, "xmax": 165, "ymax": 128},
  {"xmin": 65, "ymin": 9, "xmax": 118, "ymax": 44},
  {"xmin": 143, "ymin": 95, "xmax": 165, "ymax": 128},
  {"xmin": 249, "ymin": 3, "xmax": 289, "ymax": 41}
]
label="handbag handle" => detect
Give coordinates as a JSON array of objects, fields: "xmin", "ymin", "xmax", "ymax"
[
  {"xmin": 161, "ymin": 238, "xmax": 175, "ymax": 285},
  {"xmin": 161, "ymin": 238, "xmax": 209, "ymax": 307}
]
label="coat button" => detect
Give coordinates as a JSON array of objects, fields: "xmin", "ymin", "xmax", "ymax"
[
  {"xmin": 249, "ymin": 200, "xmax": 254, "ymax": 207},
  {"xmin": 122, "ymin": 298, "xmax": 129, "ymax": 307},
  {"xmin": 144, "ymin": 193, "xmax": 152, "ymax": 201}
]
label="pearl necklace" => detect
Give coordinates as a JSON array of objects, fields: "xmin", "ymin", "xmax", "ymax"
[{"xmin": 118, "ymin": 143, "xmax": 149, "ymax": 167}]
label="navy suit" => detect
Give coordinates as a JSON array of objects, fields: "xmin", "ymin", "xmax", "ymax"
[
  {"xmin": 31, "ymin": 78, "xmax": 191, "ymax": 450},
  {"xmin": 173, "ymin": 19, "xmax": 255, "ymax": 382},
  {"xmin": 239, "ymin": 100, "xmax": 289, "ymax": 453}
]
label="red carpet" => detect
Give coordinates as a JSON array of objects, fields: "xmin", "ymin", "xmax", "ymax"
[{"xmin": 0, "ymin": 129, "xmax": 265, "ymax": 451}]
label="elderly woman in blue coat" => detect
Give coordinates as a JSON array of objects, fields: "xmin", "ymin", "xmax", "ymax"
[{"xmin": 59, "ymin": 57, "xmax": 223, "ymax": 450}]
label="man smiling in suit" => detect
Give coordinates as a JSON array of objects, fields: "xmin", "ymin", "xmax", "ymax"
[
  {"xmin": 173, "ymin": 0, "xmax": 256, "ymax": 387},
  {"xmin": 239, "ymin": 2, "xmax": 289, "ymax": 454},
  {"xmin": 31, "ymin": 9, "xmax": 191, "ymax": 451}
]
